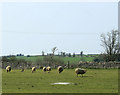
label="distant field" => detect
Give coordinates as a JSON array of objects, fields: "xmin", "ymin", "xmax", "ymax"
[
  {"xmin": 2, "ymin": 69, "xmax": 118, "ymax": 93},
  {"xmin": 16, "ymin": 56, "xmax": 95, "ymax": 64}
]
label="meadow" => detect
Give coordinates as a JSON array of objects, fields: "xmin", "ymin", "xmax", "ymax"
[
  {"xmin": 16, "ymin": 55, "xmax": 95, "ymax": 64},
  {"xmin": 2, "ymin": 69, "xmax": 118, "ymax": 93}
]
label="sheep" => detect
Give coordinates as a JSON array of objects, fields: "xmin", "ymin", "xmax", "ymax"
[
  {"xmin": 32, "ymin": 67, "xmax": 36, "ymax": 73},
  {"xmin": 6, "ymin": 66, "xmax": 11, "ymax": 72},
  {"xmin": 46, "ymin": 66, "xmax": 51, "ymax": 73},
  {"xmin": 57, "ymin": 66, "xmax": 63, "ymax": 73},
  {"xmin": 43, "ymin": 67, "xmax": 46, "ymax": 72},
  {"xmin": 21, "ymin": 68, "xmax": 24, "ymax": 72},
  {"xmin": 75, "ymin": 68, "xmax": 87, "ymax": 77}
]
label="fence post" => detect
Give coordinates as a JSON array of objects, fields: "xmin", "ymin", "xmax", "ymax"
[{"xmin": 67, "ymin": 61, "xmax": 70, "ymax": 69}]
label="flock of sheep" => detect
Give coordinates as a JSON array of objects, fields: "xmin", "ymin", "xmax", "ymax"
[{"xmin": 6, "ymin": 65, "xmax": 87, "ymax": 77}]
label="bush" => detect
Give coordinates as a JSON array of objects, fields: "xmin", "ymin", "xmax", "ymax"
[{"xmin": 93, "ymin": 55, "xmax": 104, "ymax": 62}]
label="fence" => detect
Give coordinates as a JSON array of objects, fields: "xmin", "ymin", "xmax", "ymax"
[{"xmin": 1, "ymin": 61, "xmax": 120, "ymax": 69}]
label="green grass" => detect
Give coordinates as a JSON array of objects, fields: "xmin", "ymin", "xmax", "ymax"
[
  {"xmin": 16, "ymin": 56, "xmax": 44, "ymax": 62},
  {"xmin": 2, "ymin": 69, "xmax": 118, "ymax": 93},
  {"xmin": 16, "ymin": 56, "xmax": 95, "ymax": 64}
]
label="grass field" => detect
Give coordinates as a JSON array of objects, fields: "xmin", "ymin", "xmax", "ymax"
[
  {"xmin": 2, "ymin": 69, "xmax": 118, "ymax": 93},
  {"xmin": 16, "ymin": 56, "xmax": 95, "ymax": 64}
]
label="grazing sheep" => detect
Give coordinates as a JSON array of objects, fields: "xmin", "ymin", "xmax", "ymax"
[
  {"xmin": 6, "ymin": 66, "xmax": 11, "ymax": 72},
  {"xmin": 21, "ymin": 68, "xmax": 24, "ymax": 72},
  {"xmin": 43, "ymin": 67, "xmax": 46, "ymax": 72},
  {"xmin": 75, "ymin": 68, "xmax": 87, "ymax": 77},
  {"xmin": 32, "ymin": 67, "xmax": 36, "ymax": 73},
  {"xmin": 46, "ymin": 66, "xmax": 51, "ymax": 73},
  {"xmin": 57, "ymin": 66, "xmax": 63, "ymax": 73}
]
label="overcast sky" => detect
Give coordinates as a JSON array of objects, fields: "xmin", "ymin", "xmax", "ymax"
[{"xmin": 1, "ymin": 2, "xmax": 118, "ymax": 55}]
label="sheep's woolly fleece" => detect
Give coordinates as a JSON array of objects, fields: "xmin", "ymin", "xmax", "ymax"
[{"xmin": 6, "ymin": 66, "xmax": 11, "ymax": 72}]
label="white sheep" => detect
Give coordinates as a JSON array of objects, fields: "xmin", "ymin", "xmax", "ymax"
[
  {"xmin": 6, "ymin": 66, "xmax": 11, "ymax": 72},
  {"xmin": 43, "ymin": 67, "xmax": 46, "ymax": 72},
  {"xmin": 46, "ymin": 66, "xmax": 51, "ymax": 73},
  {"xmin": 32, "ymin": 67, "xmax": 36, "ymax": 73},
  {"xmin": 75, "ymin": 68, "xmax": 87, "ymax": 77},
  {"xmin": 57, "ymin": 66, "xmax": 63, "ymax": 73}
]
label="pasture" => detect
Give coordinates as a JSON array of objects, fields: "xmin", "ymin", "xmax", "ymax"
[
  {"xmin": 2, "ymin": 69, "xmax": 118, "ymax": 93},
  {"xmin": 16, "ymin": 56, "xmax": 95, "ymax": 64}
]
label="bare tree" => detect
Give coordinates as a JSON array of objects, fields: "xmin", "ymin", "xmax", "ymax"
[
  {"xmin": 52, "ymin": 47, "xmax": 58, "ymax": 55},
  {"xmin": 46, "ymin": 47, "xmax": 58, "ymax": 66},
  {"xmin": 42, "ymin": 51, "xmax": 45, "ymax": 56},
  {"xmin": 101, "ymin": 30, "xmax": 119, "ymax": 61}
]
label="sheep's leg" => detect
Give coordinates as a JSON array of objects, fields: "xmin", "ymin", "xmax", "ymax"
[{"xmin": 77, "ymin": 74, "xmax": 78, "ymax": 77}]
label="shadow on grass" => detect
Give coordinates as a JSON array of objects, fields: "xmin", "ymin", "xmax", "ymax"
[{"xmin": 77, "ymin": 75, "xmax": 93, "ymax": 77}]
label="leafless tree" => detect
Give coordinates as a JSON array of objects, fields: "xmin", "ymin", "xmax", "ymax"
[
  {"xmin": 42, "ymin": 51, "xmax": 45, "ymax": 56},
  {"xmin": 52, "ymin": 47, "xmax": 58, "ymax": 55},
  {"xmin": 101, "ymin": 30, "xmax": 119, "ymax": 61}
]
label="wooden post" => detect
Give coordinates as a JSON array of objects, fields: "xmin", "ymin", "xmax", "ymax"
[{"xmin": 67, "ymin": 61, "xmax": 70, "ymax": 69}]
